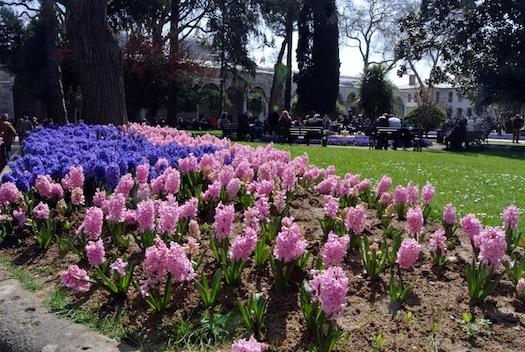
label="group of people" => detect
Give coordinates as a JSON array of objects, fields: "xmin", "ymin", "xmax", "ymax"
[
  {"xmin": 0, "ymin": 112, "xmax": 38, "ymax": 167},
  {"xmin": 369, "ymin": 113, "xmax": 414, "ymax": 150}
]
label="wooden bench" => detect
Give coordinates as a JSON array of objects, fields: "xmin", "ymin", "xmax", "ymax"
[
  {"xmin": 222, "ymin": 125, "xmax": 238, "ymax": 140},
  {"xmin": 289, "ymin": 126, "xmax": 326, "ymax": 146},
  {"xmin": 374, "ymin": 127, "xmax": 425, "ymax": 151},
  {"xmin": 222, "ymin": 124, "xmax": 264, "ymax": 141},
  {"xmin": 465, "ymin": 130, "xmax": 486, "ymax": 148}
]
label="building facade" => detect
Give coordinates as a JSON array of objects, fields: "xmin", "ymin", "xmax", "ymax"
[
  {"xmin": 0, "ymin": 69, "xmax": 14, "ymax": 119},
  {"xmin": 397, "ymin": 75, "xmax": 478, "ymax": 120}
]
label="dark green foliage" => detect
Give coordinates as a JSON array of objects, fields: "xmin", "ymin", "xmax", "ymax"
[
  {"xmin": 405, "ymin": 103, "xmax": 446, "ymax": 132},
  {"xmin": 399, "ymin": 0, "xmax": 525, "ymax": 106},
  {"xmin": 358, "ymin": 65, "xmax": 394, "ymax": 120},
  {"xmin": 295, "ymin": 0, "xmax": 340, "ymax": 115},
  {"xmin": 207, "ymin": 0, "xmax": 260, "ymax": 77}
]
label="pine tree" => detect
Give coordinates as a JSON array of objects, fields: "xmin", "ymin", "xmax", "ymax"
[{"xmin": 295, "ymin": 0, "xmax": 339, "ymax": 116}]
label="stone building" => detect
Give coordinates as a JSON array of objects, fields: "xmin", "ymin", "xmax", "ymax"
[
  {"xmin": 0, "ymin": 68, "xmax": 14, "ymax": 119},
  {"xmin": 397, "ymin": 75, "xmax": 480, "ymax": 120}
]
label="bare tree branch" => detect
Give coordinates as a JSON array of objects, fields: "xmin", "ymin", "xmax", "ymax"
[{"xmin": 0, "ymin": 0, "xmax": 40, "ymax": 12}]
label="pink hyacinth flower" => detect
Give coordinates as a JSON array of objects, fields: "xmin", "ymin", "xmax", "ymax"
[
  {"xmin": 308, "ymin": 266, "xmax": 349, "ymax": 319},
  {"xmin": 375, "ymin": 175, "xmax": 392, "ymax": 196},
  {"xmin": 322, "ymin": 232, "xmax": 350, "ymax": 267},
  {"xmin": 229, "ymin": 226, "xmax": 258, "ymax": 262},
  {"xmin": 503, "ymin": 204, "xmax": 520, "ymax": 232},
  {"xmin": 422, "ymin": 182, "xmax": 435, "ymax": 205},
  {"xmin": 344, "ymin": 204, "xmax": 366, "ymax": 234},
  {"xmin": 396, "ymin": 238, "xmax": 421, "ymax": 269},
  {"xmin": 213, "ymin": 202, "xmax": 235, "ymax": 240},
  {"xmin": 477, "ymin": 227, "xmax": 506, "ymax": 270},
  {"xmin": 231, "ymin": 335, "xmax": 268, "ymax": 352},
  {"xmin": 406, "ymin": 206, "xmax": 424, "ymax": 235},
  {"xmin": 273, "ymin": 217, "xmax": 307, "ymax": 263},
  {"xmin": 61, "ymin": 265, "xmax": 91, "ymax": 292},
  {"xmin": 443, "ymin": 203, "xmax": 457, "ymax": 225},
  {"xmin": 460, "ymin": 213, "xmax": 483, "ymax": 245},
  {"xmin": 429, "ymin": 229, "xmax": 447, "ymax": 255}
]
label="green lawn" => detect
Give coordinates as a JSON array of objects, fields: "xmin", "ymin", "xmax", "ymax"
[
  {"xmin": 251, "ymin": 143, "xmax": 525, "ymax": 227},
  {"xmin": 185, "ymin": 129, "xmax": 223, "ymax": 137}
]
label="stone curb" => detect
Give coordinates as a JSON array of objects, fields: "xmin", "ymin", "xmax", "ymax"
[{"xmin": 0, "ymin": 275, "xmax": 136, "ymax": 352}]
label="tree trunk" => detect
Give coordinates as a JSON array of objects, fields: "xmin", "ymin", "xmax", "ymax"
[
  {"xmin": 166, "ymin": 0, "xmax": 180, "ymax": 126},
  {"xmin": 268, "ymin": 37, "xmax": 287, "ymax": 115},
  {"xmin": 284, "ymin": 3, "xmax": 294, "ymax": 111},
  {"xmin": 42, "ymin": 0, "xmax": 67, "ymax": 124},
  {"xmin": 65, "ymin": 0, "xmax": 127, "ymax": 125}
]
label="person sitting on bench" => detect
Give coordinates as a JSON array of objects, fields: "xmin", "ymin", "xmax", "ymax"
[
  {"xmin": 446, "ymin": 118, "xmax": 467, "ymax": 150},
  {"xmin": 374, "ymin": 113, "xmax": 390, "ymax": 149},
  {"xmin": 278, "ymin": 110, "xmax": 292, "ymax": 143}
]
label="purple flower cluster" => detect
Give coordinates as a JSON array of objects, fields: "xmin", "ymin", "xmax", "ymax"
[{"xmin": 3, "ymin": 124, "xmax": 218, "ymax": 191}]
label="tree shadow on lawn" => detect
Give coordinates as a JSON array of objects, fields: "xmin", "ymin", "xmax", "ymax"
[{"xmin": 447, "ymin": 148, "xmax": 525, "ymax": 161}]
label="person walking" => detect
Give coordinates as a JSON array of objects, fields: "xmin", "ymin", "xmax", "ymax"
[
  {"xmin": 0, "ymin": 113, "xmax": 17, "ymax": 160},
  {"xmin": 19, "ymin": 116, "xmax": 35, "ymax": 143},
  {"xmin": 512, "ymin": 114, "xmax": 524, "ymax": 143}
]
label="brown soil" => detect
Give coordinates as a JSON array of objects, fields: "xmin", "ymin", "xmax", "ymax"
[{"xmin": 1, "ymin": 189, "xmax": 524, "ymax": 352}]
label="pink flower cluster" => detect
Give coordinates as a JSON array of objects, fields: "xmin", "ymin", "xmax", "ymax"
[
  {"xmin": 61, "ymin": 166, "xmax": 85, "ymax": 191},
  {"xmin": 273, "ymin": 217, "xmax": 307, "ymax": 263},
  {"xmin": 460, "ymin": 213, "xmax": 482, "ymax": 244},
  {"xmin": 231, "ymin": 335, "xmax": 267, "ymax": 352},
  {"xmin": 0, "ymin": 182, "xmax": 21, "ymax": 205},
  {"xmin": 396, "ymin": 238, "xmax": 422, "ymax": 269},
  {"xmin": 323, "ymin": 195, "xmax": 339, "ymax": 219},
  {"xmin": 86, "ymin": 239, "xmax": 106, "ymax": 266},
  {"xmin": 406, "ymin": 206, "xmax": 424, "ymax": 235},
  {"xmin": 443, "ymin": 203, "xmax": 457, "ymax": 225},
  {"xmin": 375, "ymin": 175, "xmax": 392, "ymax": 196},
  {"xmin": 110, "ymin": 258, "xmax": 128, "ymax": 276},
  {"xmin": 213, "ymin": 202, "xmax": 235, "ymax": 240},
  {"xmin": 503, "ymin": 204, "xmax": 520, "ymax": 231},
  {"xmin": 322, "ymin": 232, "xmax": 350, "ymax": 266},
  {"xmin": 308, "ymin": 266, "xmax": 349, "ymax": 319},
  {"xmin": 141, "ymin": 237, "xmax": 195, "ymax": 296},
  {"xmin": 35, "ymin": 175, "xmax": 64, "ymax": 200},
  {"xmin": 32, "ymin": 202, "xmax": 50, "ymax": 221},
  {"xmin": 122, "ymin": 123, "xmax": 229, "ymax": 149},
  {"xmin": 344, "ymin": 204, "xmax": 366, "ymax": 234},
  {"xmin": 229, "ymin": 227, "xmax": 258, "ymax": 261},
  {"xmin": 477, "ymin": 227, "xmax": 506, "ymax": 270},
  {"xmin": 429, "ymin": 229, "xmax": 446, "ymax": 255},
  {"xmin": 61, "ymin": 265, "xmax": 91, "ymax": 292},
  {"xmin": 422, "ymin": 182, "xmax": 435, "ymax": 205}
]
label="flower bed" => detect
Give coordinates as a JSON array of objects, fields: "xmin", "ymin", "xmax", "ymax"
[
  {"xmin": 3, "ymin": 124, "xmax": 220, "ymax": 192},
  {"xmin": 0, "ymin": 125, "xmax": 524, "ymax": 352}
]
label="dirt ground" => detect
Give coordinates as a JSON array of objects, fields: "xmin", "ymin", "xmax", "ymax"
[{"xmin": 1, "ymin": 188, "xmax": 524, "ymax": 352}]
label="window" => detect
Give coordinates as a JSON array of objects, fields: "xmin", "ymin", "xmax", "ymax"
[
  {"xmin": 414, "ymin": 94, "xmax": 419, "ymax": 103},
  {"xmin": 448, "ymin": 91, "xmax": 453, "ymax": 102},
  {"xmin": 407, "ymin": 93, "xmax": 412, "ymax": 103},
  {"xmin": 458, "ymin": 93, "xmax": 463, "ymax": 102},
  {"xmin": 457, "ymin": 108, "xmax": 463, "ymax": 117},
  {"xmin": 467, "ymin": 108, "xmax": 472, "ymax": 117},
  {"xmin": 435, "ymin": 91, "xmax": 440, "ymax": 103},
  {"xmin": 447, "ymin": 108, "xmax": 452, "ymax": 118}
]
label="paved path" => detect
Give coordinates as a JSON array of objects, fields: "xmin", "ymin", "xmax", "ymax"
[{"xmin": 0, "ymin": 273, "xmax": 136, "ymax": 352}]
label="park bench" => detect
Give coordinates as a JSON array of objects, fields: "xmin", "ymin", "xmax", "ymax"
[
  {"xmin": 222, "ymin": 124, "xmax": 264, "ymax": 141},
  {"xmin": 222, "ymin": 125, "xmax": 238, "ymax": 140},
  {"xmin": 289, "ymin": 126, "xmax": 327, "ymax": 146},
  {"xmin": 465, "ymin": 130, "xmax": 487, "ymax": 148},
  {"xmin": 374, "ymin": 127, "xmax": 425, "ymax": 151}
]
